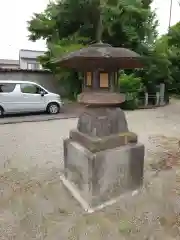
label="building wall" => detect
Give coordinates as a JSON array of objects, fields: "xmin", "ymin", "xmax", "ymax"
[
  {"xmin": 19, "ymin": 49, "xmax": 44, "ymax": 59},
  {"xmin": 20, "ymin": 58, "xmax": 41, "ymax": 70},
  {"xmin": 0, "ymin": 59, "xmax": 19, "ymax": 69},
  {"xmin": 0, "ymin": 64, "xmax": 19, "ymax": 69},
  {"xmin": 0, "ymin": 71, "xmax": 63, "ymax": 94},
  {"xmin": 19, "ymin": 49, "xmax": 44, "ymax": 70}
]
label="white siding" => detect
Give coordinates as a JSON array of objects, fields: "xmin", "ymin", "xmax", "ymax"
[{"xmin": 19, "ymin": 50, "xmax": 45, "ymax": 70}]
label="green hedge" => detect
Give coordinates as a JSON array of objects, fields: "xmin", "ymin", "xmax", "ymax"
[{"xmin": 119, "ymin": 73, "xmax": 143, "ymax": 110}]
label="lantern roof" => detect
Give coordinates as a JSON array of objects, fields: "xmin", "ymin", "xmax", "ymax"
[{"xmin": 54, "ymin": 42, "xmax": 143, "ymax": 70}]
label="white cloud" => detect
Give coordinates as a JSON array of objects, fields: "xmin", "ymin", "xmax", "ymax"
[{"xmin": 0, "ymin": 0, "xmax": 179, "ymax": 59}]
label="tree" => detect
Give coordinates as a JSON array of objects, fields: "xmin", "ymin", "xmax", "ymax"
[
  {"xmin": 140, "ymin": 36, "xmax": 172, "ymax": 94},
  {"xmin": 27, "ymin": 0, "xmax": 158, "ymax": 99},
  {"xmin": 155, "ymin": 22, "xmax": 180, "ymax": 95},
  {"xmin": 166, "ymin": 22, "xmax": 180, "ymax": 94}
]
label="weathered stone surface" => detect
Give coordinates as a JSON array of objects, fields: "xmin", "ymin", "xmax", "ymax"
[
  {"xmin": 69, "ymin": 129, "xmax": 137, "ymax": 153},
  {"xmin": 63, "ymin": 106, "xmax": 145, "ymax": 208},
  {"xmin": 78, "ymin": 92, "xmax": 125, "ymax": 105},
  {"xmin": 55, "ymin": 42, "xmax": 143, "ymax": 70},
  {"xmin": 63, "ymin": 140, "xmax": 144, "ymax": 207},
  {"xmin": 77, "ymin": 107, "xmax": 128, "ymax": 137}
]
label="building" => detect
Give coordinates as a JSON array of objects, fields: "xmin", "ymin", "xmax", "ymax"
[
  {"xmin": 0, "ymin": 59, "xmax": 19, "ymax": 69},
  {"xmin": 0, "ymin": 49, "xmax": 45, "ymax": 70},
  {"xmin": 0, "ymin": 49, "xmax": 63, "ymax": 95},
  {"xmin": 19, "ymin": 49, "xmax": 44, "ymax": 70}
]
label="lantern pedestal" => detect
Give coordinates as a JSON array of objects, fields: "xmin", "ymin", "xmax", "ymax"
[{"xmin": 62, "ymin": 107, "xmax": 144, "ymax": 210}]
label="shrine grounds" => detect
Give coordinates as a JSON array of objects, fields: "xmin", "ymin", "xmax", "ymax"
[{"xmin": 1, "ymin": 99, "xmax": 180, "ymax": 239}]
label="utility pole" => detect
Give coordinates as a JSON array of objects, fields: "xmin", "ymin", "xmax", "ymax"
[{"xmin": 168, "ymin": 0, "xmax": 173, "ymax": 31}]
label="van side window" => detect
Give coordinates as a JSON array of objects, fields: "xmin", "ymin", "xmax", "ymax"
[
  {"xmin": 0, "ymin": 83, "xmax": 16, "ymax": 93},
  {"xmin": 20, "ymin": 83, "xmax": 42, "ymax": 94}
]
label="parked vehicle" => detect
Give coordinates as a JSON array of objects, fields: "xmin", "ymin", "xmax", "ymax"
[{"xmin": 0, "ymin": 80, "xmax": 63, "ymax": 116}]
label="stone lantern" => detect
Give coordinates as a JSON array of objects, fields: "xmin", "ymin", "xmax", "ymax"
[{"xmin": 56, "ymin": 42, "xmax": 145, "ymax": 211}]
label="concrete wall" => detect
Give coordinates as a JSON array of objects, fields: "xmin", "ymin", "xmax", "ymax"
[{"xmin": 0, "ymin": 70, "xmax": 62, "ymax": 94}]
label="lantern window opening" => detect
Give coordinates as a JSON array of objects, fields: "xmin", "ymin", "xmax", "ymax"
[{"xmin": 99, "ymin": 72, "xmax": 110, "ymax": 89}]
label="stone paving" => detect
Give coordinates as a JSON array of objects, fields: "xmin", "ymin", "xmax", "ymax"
[
  {"xmin": 0, "ymin": 103, "xmax": 81, "ymax": 125},
  {"xmin": 1, "ymin": 99, "xmax": 180, "ymax": 239},
  {"xmin": 0, "ymin": 113, "xmax": 77, "ymax": 125}
]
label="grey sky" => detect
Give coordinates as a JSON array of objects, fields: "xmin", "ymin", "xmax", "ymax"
[
  {"xmin": 152, "ymin": 0, "xmax": 180, "ymax": 34},
  {"xmin": 0, "ymin": 0, "xmax": 179, "ymax": 60}
]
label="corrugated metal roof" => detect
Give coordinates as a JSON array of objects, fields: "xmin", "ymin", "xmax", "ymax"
[{"xmin": 0, "ymin": 68, "xmax": 50, "ymax": 73}]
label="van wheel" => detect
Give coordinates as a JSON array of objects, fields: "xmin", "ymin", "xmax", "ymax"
[
  {"xmin": 0, "ymin": 106, "xmax": 4, "ymax": 117},
  {"xmin": 47, "ymin": 103, "xmax": 60, "ymax": 114}
]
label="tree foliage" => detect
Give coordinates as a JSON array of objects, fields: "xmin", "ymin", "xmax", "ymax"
[
  {"xmin": 28, "ymin": 0, "xmax": 172, "ymax": 99},
  {"xmin": 152, "ymin": 22, "xmax": 180, "ymax": 95},
  {"xmin": 119, "ymin": 72, "xmax": 143, "ymax": 110},
  {"xmin": 166, "ymin": 22, "xmax": 180, "ymax": 94},
  {"xmin": 119, "ymin": 72, "xmax": 143, "ymax": 94}
]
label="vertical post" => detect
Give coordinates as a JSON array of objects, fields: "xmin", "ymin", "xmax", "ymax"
[
  {"xmin": 115, "ymin": 71, "xmax": 118, "ymax": 92},
  {"xmin": 93, "ymin": 71, "xmax": 100, "ymax": 89},
  {"xmin": 156, "ymin": 92, "xmax": 160, "ymax": 106},
  {"xmin": 109, "ymin": 72, "xmax": 114, "ymax": 92},
  {"xmin": 96, "ymin": 11, "xmax": 103, "ymax": 42},
  {"xmin": 145, "ymin": 92, "xmax": 148, "ymax": 107},
  {"xmin": 160, "ymin": 83, "xmax": 165, "ymax": 105},
  {"xmin": 83, "ymin": 72, "xmax": 86, "ymax": 90},
  {"xmin": 96, "ymin": 0, "xmax": 104, "ymax": 42},
  {"xmin": 96, "ymin": 0, "xmax": 108, "ymax": 43}
]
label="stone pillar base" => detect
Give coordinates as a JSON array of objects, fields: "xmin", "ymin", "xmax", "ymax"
[{"xmin": 62, "ymin": 139, "xmax": 144, "ymax": 210}]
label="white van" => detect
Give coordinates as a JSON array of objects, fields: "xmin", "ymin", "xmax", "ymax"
[{"xmin": 0, "ymin": 80, "xmax": 63, "ymax": 116}]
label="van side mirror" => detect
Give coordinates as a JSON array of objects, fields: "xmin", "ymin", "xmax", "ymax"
[{"xmin": 40, "ymin": 91, "xmax": 45, "ymax": 97}]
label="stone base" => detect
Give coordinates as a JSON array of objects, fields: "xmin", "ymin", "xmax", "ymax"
[{"xmin": 63, "ymin": 139, "xmax": 144, "ymax": 208}]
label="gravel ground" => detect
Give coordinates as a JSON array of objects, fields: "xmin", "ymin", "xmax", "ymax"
[{"xmin": 1, "ymin": 99, "xmax": 180, "ymax": 239}]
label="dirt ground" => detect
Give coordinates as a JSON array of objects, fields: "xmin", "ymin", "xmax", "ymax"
[{"xmin": 1, "ymin": 99, "xmax": 180, "ymax": 239}]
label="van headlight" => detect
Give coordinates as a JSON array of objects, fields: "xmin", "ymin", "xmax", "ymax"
[
  {"xmin": 56, "ymin": 95, "xmax": 61, "ymax": 101},
  {"xmin": 57, "ymin": 96, "xmax": 64, "ymax": 104}
]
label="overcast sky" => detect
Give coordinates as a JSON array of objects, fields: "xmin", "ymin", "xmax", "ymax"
[{"xmin": 0, "ymin": 0, "xmax": 179, "ymax": 60}]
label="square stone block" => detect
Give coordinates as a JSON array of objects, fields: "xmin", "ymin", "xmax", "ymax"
[{"xmin": 63, "ymin": 139, "xmax": 144, "ymax": 208}]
